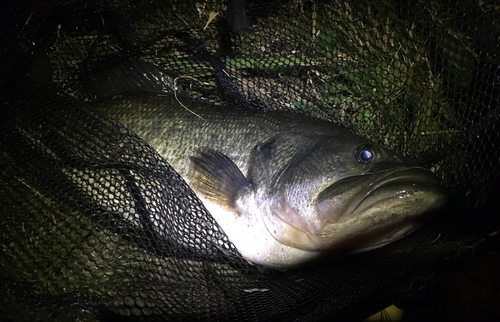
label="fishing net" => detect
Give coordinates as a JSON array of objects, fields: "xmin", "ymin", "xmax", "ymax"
[{"xmin": 1, "ymin": 0, "xmax": 499, "ymax": 321}]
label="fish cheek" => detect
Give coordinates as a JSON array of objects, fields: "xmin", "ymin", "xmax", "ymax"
[
  {"xmin": 315, "ymin": 175, "xmax": 370, "ymax": 223},
  {"xmin": 260, "ymin": 197, "xmax": 321, "ymax": 251}
]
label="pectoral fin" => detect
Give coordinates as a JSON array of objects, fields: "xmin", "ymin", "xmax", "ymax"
[{"xmin": 188, "ymin": 147, "xmax": 252, "ymax": 211}]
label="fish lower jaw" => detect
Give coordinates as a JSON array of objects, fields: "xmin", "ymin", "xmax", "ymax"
[
  {"xmin": 320, "ymin": 190, "xmax": 445, "ymax": 253},
  {"xmin": 349, "ymin": 223, "xmax": 420, "ymax": 254}
]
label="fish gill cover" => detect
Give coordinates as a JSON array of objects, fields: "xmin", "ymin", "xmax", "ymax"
[{"xmin": 0, "ymin": 0, "xmax": 499, "ymax": 321}]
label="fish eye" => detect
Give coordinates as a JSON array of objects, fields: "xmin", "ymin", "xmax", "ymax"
[{"xmin": 354, "ymin": 145, "xmax": 376, "ymax": 163}]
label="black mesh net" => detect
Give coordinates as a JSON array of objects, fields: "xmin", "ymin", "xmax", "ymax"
[{"xmin": 1, "ymin": 0, "xmax": 499, "ymax": 321}]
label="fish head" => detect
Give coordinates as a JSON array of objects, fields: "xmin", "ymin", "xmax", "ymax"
[{"xmin": 249, "ymin": 128, "xmax": 446, "ymax": 254}]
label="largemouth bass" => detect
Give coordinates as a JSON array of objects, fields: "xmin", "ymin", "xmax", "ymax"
[{"xmin": 94, "ymin": 93, "xmax": 446, "ymax": 269}]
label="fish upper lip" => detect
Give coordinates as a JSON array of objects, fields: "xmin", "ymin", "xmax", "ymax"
[
  {"xmin": 340, "ymin": 166, "xmax": 442, "ymax": 221},
  {"xmin": 366, "ymin": 166, "xmax": 441, "ymax": 187}
]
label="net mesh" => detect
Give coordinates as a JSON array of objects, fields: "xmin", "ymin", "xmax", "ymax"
[{"xmin": 1, "ymin": 0, "xmax": 499, "ymax": 321}]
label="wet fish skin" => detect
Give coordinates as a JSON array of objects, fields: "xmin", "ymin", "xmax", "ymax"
[{"xmin": 94, "ymin": 92, "xmax": 446, "ymax": 269}]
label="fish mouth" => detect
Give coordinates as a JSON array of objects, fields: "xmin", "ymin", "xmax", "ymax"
[
  {"xmin": 317, "ymin": 166, "xmax": 447, "ymax": 224},
  {"xmin": 348, "ymin": 167, "xmax": 445, "ymax": 220},
  {"xmin": 310, "ymin": 166, "xmax": 446, "ymax": 252}
]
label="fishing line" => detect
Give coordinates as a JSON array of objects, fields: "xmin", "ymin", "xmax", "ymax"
[{"xmin": 167, "ymin": 75, "xmax": 208, "ymax": 121}]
